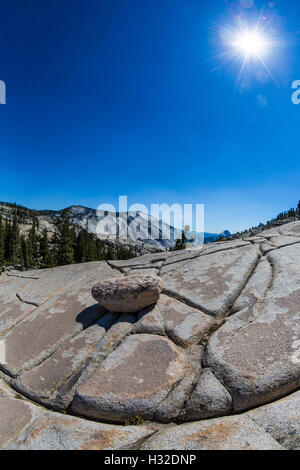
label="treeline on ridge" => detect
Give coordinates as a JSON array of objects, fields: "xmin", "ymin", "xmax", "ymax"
[{"xmin": 0, "ymin": 208, "xmax": 136, "ymax": 272}]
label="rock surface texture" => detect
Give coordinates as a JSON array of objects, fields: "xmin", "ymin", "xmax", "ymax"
[
  {"xmin": 91, "ymin": 275, "xmax": 163, "ymax": 313},
  {"xmin": 1, "ymin": 221, "xmax": 300, "ymax": 449}
]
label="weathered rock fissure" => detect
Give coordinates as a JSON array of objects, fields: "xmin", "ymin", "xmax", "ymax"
[{"xmin": 16, "ymin": 293, "xmax": 39, "ymax": 307}]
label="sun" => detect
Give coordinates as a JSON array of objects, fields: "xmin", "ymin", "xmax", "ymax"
[
  {"xmin": 212, "ymin": 11, "xmax": 287, "ymax": 90},
  {"xmin": 232, "ymin": 30, "xmax": 269, "ymax": 58}
]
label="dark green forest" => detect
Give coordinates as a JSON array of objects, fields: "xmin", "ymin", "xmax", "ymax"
[{"xmin": 0, "ymin": 206, "xmax": 136, "ymax": 272}]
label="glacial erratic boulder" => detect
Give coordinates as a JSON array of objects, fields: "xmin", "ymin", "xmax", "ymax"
[{"xmin": 91, "ymin": 275, "xmax": 163, "ymax": 313}]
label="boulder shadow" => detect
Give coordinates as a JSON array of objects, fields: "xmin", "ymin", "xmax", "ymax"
[
  {"xmin": 75, "ymin": 304, "xmax": 107, "ymax": 329},
  {"xmin": 133, "ymin": 303, "xmax": 156, "ymax": 322},
  {"xmin": 75, "ymin": 303, "xmax": 141, "ymax": 335}
]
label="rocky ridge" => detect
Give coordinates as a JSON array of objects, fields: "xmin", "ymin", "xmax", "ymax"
[
  {"xmin": 1, "ymin": 220, "xmax": 300, "ymax": 449},
  {"xmin": 0, "ymin": 201, "xmax": 232, "ymax": 256}
]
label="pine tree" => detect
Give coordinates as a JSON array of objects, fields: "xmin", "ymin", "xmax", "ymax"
[
  {"xmin": 96, "ymin": 238, "xmax": 105, "ymax": 261},
  {"xmin": 75, "ymin": 230, "xmax": 86, "ymax": 263},
  {"xmin": 0, "ymin": 215, "xmax": 4, "ymax": 271},
  {"xmin": 28, "ymin": 216, "xmax": 39, "ymax": 266},
  {"xmin": 86, "ymin": 235, "xmax": 97, "ymax": 262},
  {"xmin": 55, "ymin": 210, "xmax": 74, "ymax": 266},
  {"xmin": 106, "ymin": 245, "xmax": 115, "ymax": 260},
  {"xmin": 4, "ymin": 219, "xmax": 13, "ymax": 262},
  {"xmin": 11, "ymin": 213, "xmax": 21, "ymax": 264},
  {"xmin": 40, "ymin": 229, "xmax": 51, "ymax": 268},
  {"xmin": 172, "ymin": 232, "xmax": 187, "ymax": 251},
  {"xmin": 21, "ymin": 236, "xmax": 30, "ymax": 269}
]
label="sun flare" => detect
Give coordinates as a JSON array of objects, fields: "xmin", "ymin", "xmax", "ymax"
[
  {"xmin": 214, "ymin": 18, "xmax": 282, "ymax": 88},
  {"xmin": 232, "ymin": 30, "xmax": 269, "ymax": 58}
]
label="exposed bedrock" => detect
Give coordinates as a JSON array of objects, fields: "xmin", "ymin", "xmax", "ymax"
[{"xmin": 1, "ymin": 221, "xmax": 300, "ymax": 449}]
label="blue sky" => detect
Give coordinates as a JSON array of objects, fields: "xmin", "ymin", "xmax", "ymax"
[{"xmin": 0, "ymin": 0, "xmax": 300, "ymax": 233}]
